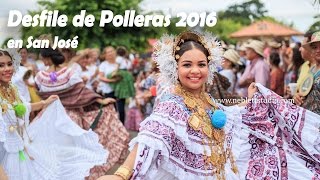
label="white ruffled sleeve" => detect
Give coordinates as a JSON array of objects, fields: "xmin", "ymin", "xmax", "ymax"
[
  {"xmin": 129, "ymin": 94, "xmax": 242, "ymax": 180},
  {"xmin": 0, "ymin": 106, "xmax": 5, "ymax": 143},
  {"xmin": 299, "ymin": 111, "xmax": 320, "ymax": 161},
  {"xmin": 128, "ymin": 94, "xmax": 193, "ymax": 180},
  {"xmin": 128, "ymin": 112, "xmax": 180, "ymax": 180}
]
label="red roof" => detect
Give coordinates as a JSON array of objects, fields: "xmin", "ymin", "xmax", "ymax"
[{"xmin": 230, "ymin": 20, "xmax": 303, "ymax": 38}]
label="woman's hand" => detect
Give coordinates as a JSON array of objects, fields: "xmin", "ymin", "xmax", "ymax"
[
  {"xmin": 97, "ymin": 98, "xmax": 116, "ymax": 105},
  {"xmin": 293, "ymin": 92, "xmax": 304, "ymax": 106},
  {"xmin": 0, "ymin": 165, "xmax": 8, "ymax": 180},
  {"xmin": 82, "ymin": 76, "xmax": 89, "ymax": 83},
  {"xmin": 109, "ymin": 77, "xmax": 120, "ymax": 83},
  {"xmin": 43, "ymin": 95, "xmax": 59, "ymax": 108},
  {"xmin": 31, "ymin": 95, "xmax": 58, "ymax": 112},
  {"xmin": 239, "ymin": 77, "xmax": 254, "ymax": 88},
  {"xmin": 97, "ymin": 175, "xmax": 122, "ymax": 180},
  {"xmin": 285, "ymin": 86, "xmax": 291, "ymax": 96},
  {"xmin": 248, "ymin": 82, "xmax": 258, "ymax": 99}
]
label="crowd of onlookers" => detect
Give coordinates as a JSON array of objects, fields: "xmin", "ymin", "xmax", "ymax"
[
  {"xmin": 12, "ymin": 30, "xmax": 320, "ymax": 133},
  {"xmin": 215, "ymin": 30, "xmax": 319, "ymax": 115}
]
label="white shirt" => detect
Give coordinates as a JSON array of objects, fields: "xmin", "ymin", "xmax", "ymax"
[
  {"xmin": 71, "ymin": 63, "xmax": 82, "ymax": 74},
  {"xmin": 97, "ymin": 61, "xmax": 118, "ymax": 94},
  {"xmin": 12, "ymin": 66, "xmax": 31, "ymax": 102},
  {"xmin": 116, "ymin": 56, "xmax": 132, "ymax": 70},
  {"xmin": 220, "ymin": 69, "xmax": 236, "ymax": 93},
  {"xmin": 81, "ymin": 65, "xmax": 98, "ymax": 90}
]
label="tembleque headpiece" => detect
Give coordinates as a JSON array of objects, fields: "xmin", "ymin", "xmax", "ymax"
[
  {"xmin": 153, "ymin": 31, "xmax": 223, "ymax": 86},
  {"xmin": 0, "ymin": 48, "xmax": 21, "ymax": 73}
]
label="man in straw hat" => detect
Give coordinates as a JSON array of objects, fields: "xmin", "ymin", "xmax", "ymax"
[
  {"xmin": 268, "ymin": 41, "xmax": 282, "ymax": 53},
  {"xmin": 265, "ymin": 41, "xmax": 282, "ymax": 68},
  {"xmin": 237, "ymin": 45, "xmax": 248, "ymax": 66},
  {"xmin": 238, "ymin": 40, "xmax": 270, "ymax": 97},
  {"xmin": 293, "ymin": 31, "xmax": 320, "ymax": 115}
]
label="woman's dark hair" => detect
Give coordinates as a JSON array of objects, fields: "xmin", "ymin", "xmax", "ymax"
[
  {"xmin": 18, "ymin": 47, "xmax": 28, "ymax": 53},
  {"xmin": 116, "ymin": 46, "xmax": 127, "ymax": 57},
  {"xmin": 40, "ymin": 48, "xmax": 65, "ymax": 66},
  {"xmin": 292, "ymin": 47, "xmax": 304, "ymax": 70},
  {"xmin": 269, "ymin": 52, "xmax": 281, "ymax": 66},
  {"xmin": 175, "ymin": 40, "xmax": 209, "ymax": 60},
  {"xmin": 0, "ymin": 50, "xmax": 13, "ymax": 60},
  {"xmin": 292, "ymin": 47, "xmax": 305, "ymax": 79}
]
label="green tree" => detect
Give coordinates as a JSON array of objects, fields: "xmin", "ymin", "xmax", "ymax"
[
  {"xmin": 206, "ymin": 0, "xmax": 268, "ymax": 43},
  {"xmin": 219, "ymin": 0, "xmax": 268, "ymax": 25},
  {"xmin": 1, "ymin": 37, "xmax": 13, "ymax": 48},
  {"xmin": 22, "ymin": 0, "xmax": 165, "ymax": 51},
  {"xmin": 308, "ymin": 14, "xmax": 320, "ymax": 32},
  {"xmin": 208, "ymin": 0, "xmax": 290, "ymax": 43},
  {"xmin": 205, "ymin": 18, "xmax": 243, "ymax": 44}
]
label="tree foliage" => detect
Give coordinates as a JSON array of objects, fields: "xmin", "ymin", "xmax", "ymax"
[
  {"xmin": 1, "ymin": 37, "xmax": 13, "ymax": 48},
  {"xmin": 206, "ymin": 0, "xmax": 268, "ymax": 43},
  {"xmin": 218, "ymin": 0, "xmax": 268, "ymax": 25},
  {"xmin": 205, "ymin": 0, "xmax": 290, "ymax": 44},
  {"xmin": 206, "ymin": 19, "xmax": 242, "ymax": 44}
]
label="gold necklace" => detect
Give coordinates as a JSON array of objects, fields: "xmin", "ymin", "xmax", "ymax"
[
  {"xmin": 175, "ymin": 84, "xmax": 220, "ymax": 139},
  {"xmin": 0, "ymin": 83, "xmax": 21, "ymax": 113},
  {"xmin": 175, "ymin": 84, "xmax": 237, "ymax": 180}
]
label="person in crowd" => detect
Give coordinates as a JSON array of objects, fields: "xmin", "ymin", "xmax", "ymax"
[
  {"xmin": 269, "ymin": 52, "xmax": 284, "ymax": 96},
  {"xmin": 97, "ymin": 47, "xmax": 120, "ymax": 97},
  {"xmin": 109, "ymin": 46, "xmax": 135, "ymax": 124},
  {"xmin": 294, "ymin": 31, "xmax": 320, "ymax": 115},
  {"xmin": 268, "ymin": 41, "xmax": 282, "ymax": 54},
  {"xmin": 76, "ymin": 49, "xmax": 99, "ymax": 90},
  {"xmin": 235, "ymin": 45, "xmax": 247, "ymax": 97},
  {"xmin": 238, "ymin": 40, "xmax": 270, "ymax": 97},
  {"xmin": 61, "ymin": 48, "xmax": 76, "ymax": 66},
  {"xmin": 283, "ymin": 47, "xmax": 304, "ymax": 98},
  {"xmin": 220, "ymin": 49, "xmax": 242, "ymax": 93},
  {"xmin": 125, "ymin": 72, "xmax": 145, "ymax": 131},
  {"xmin": 140, "ymin": 62, "xmax": 159, "ymax": 117},
  {"xmin": 280, "ymin": 40, "xmax": 293, "ymax": 71},
  {"xmin": 292, "ymin": 31, "xmax": 316, "ymax": 96}
]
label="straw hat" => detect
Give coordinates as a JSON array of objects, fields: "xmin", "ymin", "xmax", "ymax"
[
  {"xmin": 238, "ymin": 45, "xmax": 246, "ymax": 51},
  {"xmin": 245, "ymin": 40, "xmax": 265, "ymax": 57},
  {"xmin": 268, "ymin": 41, "xmax": 282, "ymax": 48},
  {"xmin": 302, "ymin": 31, "xmax": 320, "ymax": 48},
  {"xmin": 223, "ymin": 49, "xmax": 243, "ymax": 65},
  {"xmin": 228, "ymin": 44, "xmax": 235, "ymax": 50}
]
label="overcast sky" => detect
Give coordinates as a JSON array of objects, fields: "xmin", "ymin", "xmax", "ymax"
[{"xmin": 0, "ymin": 0, "xmax": 319, "ymax": 45}]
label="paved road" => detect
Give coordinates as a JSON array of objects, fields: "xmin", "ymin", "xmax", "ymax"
[{"xmin": 106, "ymin": 130, "xmax": 138, "ymax": 175}]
